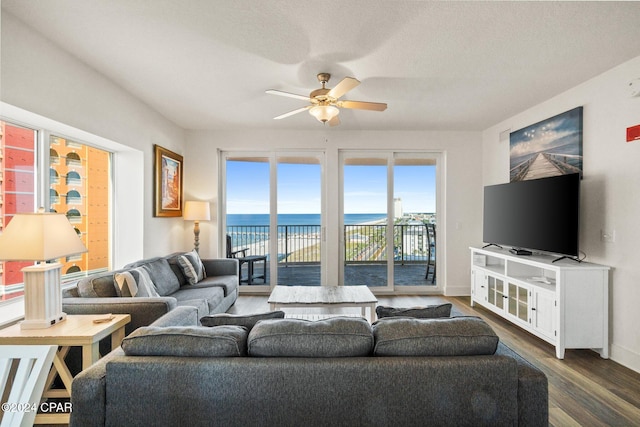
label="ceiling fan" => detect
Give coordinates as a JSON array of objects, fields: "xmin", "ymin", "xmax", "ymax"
[{"xmin": 266, "ymin": 73, "xmax": 387, "ymax": 126}]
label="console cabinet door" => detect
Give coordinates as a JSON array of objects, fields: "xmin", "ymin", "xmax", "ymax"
[
  {"xmin": 531, "ymin": 288, "xmax": 556, "ymax": 340},
  {"xmin": 472, "ymin": 269, "xmax": 488, "ymax": 304},
  {"xmin": 507, "ymin": 282, "xmax": 529, "ymax": 324},
  {"xmin": 487, "ymin": 275, "xmax": 506, "ymax": 311}
]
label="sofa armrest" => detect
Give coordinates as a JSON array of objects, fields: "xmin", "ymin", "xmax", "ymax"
[
  {"xmin": 70, "ymin": 347, "xmax": 124, "ymax": 427},
  {"xmin": 202, "ymin": 258, "xmax": 239, "ymax": 277},
  {"xmin": 149, "ymin": 306, "xmax": 199, "ymax": 327},
  {"xmin": 495, "ymin": 342, "xmax": 548, "ymax": 426},
  {"xmin": 62, "ymin": 297, "xmax": 178, "ymax": 334}
]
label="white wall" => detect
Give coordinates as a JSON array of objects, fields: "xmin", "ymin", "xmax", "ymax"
[
  {"xmin": 1, "ymin": 11, "xmax": 186, "ymax": 264},
  {"xmin": 184, "ymin": 129, "xmax": 483, "ymax": 296},
  {"xmin": 482, "ymin": 56, "xmax": 640, "ymax": 372}
]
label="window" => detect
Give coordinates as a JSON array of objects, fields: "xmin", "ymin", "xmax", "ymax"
[
  {"xmin": 0, "ymin": 121, "xmax": 113, "ymax": 302},
  {"xmin": 0, "ymin": 121, "xmax": 37, "ymax": 301},
  {"xmin": 49, "ymin": 135, "xmax": 111, "ymax": 279}
]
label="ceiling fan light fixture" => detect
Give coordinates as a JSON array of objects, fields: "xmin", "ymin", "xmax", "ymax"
[{"xmin": 309, "ymin": 105, "xmax": 339, "ymax": 123}]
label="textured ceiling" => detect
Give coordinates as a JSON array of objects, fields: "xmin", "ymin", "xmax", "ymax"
[{"xmin": 3, "ymin": 0, "xmax": 640, "ymax": 131}]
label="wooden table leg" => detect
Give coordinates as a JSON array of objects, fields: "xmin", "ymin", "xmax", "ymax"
[
  {"xmin": 42, "ymin": 347, "xmax": 73, "ymax": 398},
  {"xmin": 111, "ymin": 325, "xmax": 126, "ymax": 350},
  {"xmin": 82, "ymin": 342, "xmax": 100, "ymax": 371}
]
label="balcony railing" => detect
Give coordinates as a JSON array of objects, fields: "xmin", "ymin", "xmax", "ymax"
[{"xmin": 227, "ymin": 223, "xmax": 434, "ymax": 266}]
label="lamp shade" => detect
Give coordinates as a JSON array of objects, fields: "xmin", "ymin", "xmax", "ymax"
[
  {"xmin": 0, "ymin": 212, "xmax": 88, "ymax": 262},
  {"xmin": 183, "ymin": 201, "xmax": 211, "ymax": 221}
]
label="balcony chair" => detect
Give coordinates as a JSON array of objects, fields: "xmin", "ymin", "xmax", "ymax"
[
  {"xmin": 425, "ymin": 223, "xmax": 436, "ymax": 284},
  {"xmin": 226, "ymin": 235, "xmax": 267, "ymax": 285},
  {"xmin": 0, "ymin": 345, "xmax": 57, "ymax": 427}
]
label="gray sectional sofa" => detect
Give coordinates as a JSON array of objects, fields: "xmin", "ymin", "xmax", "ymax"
[
  {"xmin": 70, "ymin": 306, "xmax": 548, "ymax": 427},
  {"xmin": 62, "ymin": 251, "xmax": 239, "ymax": 334}
]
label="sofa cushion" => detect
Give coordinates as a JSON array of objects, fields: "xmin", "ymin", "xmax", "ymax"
[
  {"xmin": 201, "ymin": 311, "xmax": 285, "ymax": 330},
  {"xmin": 77, "ymin": 272, "xmax": 118, "ymax": 298},
  {"xmin": 177, "ymin": 250, "xmax": 206, "ymax": 285},
  {"xmin": 373, "ymin": 316, "xmax": 499, "ymax": 357},
  {"xmin": 121, "ymin": 325, "xmax": 247, "ymax": 357},
  {"xmin": 248, "ymin": 317, "xmax": 374, "ymax": 357},
  {"xmin": 141, "ymin": 258, "xmax": 180, "ymax": 296},
  {"xmin": 172, "ymin": 286, "xmax": 224, "ymax": 315},
  {"xmin": 187, "ymin": 275, "xmax": 238, "ymax": 297},
  {"xmin": 375, "ymin": 303, "xmax": 452, "ymax": 319}
]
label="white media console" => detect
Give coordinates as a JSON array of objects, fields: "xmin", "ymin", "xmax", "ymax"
[{"xmin": 470, "ymin": 247, "xmax": 610, "ymax": 359}]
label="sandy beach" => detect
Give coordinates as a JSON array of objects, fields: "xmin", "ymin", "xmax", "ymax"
[{"xmin": 230, "ymin": 218, "xmax": 387, "ymax": 260}]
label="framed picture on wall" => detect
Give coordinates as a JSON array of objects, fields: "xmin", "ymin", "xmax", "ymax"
[
  {"xmin": 154, "ymin": 144, "xmax": 183, "ymax": 217},
  {"xmin": 509, "ymin": 106, "xmax": 583, "ymax": 182}
]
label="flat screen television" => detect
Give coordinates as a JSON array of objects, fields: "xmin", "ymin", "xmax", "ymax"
[{"xmin": 483, "ymin": 173, "xmax": 580, "ymax": 258}]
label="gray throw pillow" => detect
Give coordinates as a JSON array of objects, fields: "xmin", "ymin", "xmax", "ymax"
[
  {"xmin": 122, "ymin": 325, "xmax": 248, "ymax": 357},
  {"xmin": 375, "ymin": 303, "xmax": 452, "ymax": 319},
  {"xmin": 177, "ymin": 250, "xmax": 206, "ymax": 285},
  {"xmin": 114, "ymin": 271, "xmax": 138, "ymax": 297},
  {"xmin": 248, "ymin": 317, "xmax": 374, "ymax": 357},
  {"xmin": 372, "ymin": 316, "xmax": 499, "ymax": 357},
  {"xmin": 200, "ymin": 311, "xmax": 285, "ymax": 330},
  {"xmin": 128, "ymin": 267, "xmax": 160, "ymax": 298}
]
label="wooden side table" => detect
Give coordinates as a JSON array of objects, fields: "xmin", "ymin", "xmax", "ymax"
[{"xmin": 0, "ymin": 314, "xmax": 131, "ymax": 424}]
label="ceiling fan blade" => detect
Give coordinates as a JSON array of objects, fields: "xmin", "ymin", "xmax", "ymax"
[
  {"xmin": 338, "ymin": 100, "xmax": 387, "ymax": 111},
  {"xmin": 327, "ymin": 77, "xmax": 360, "ymax": 99},
  {"xmin": 273, "ymin": 106, "xmax": 310, "ymax": 120},
  {"xmin": 266, "ymin": 89, "xmax": 310, "ymax": 101},
  {"xmin": 328, "ymin": 115, "xmax": 340, "ymax": 127}
]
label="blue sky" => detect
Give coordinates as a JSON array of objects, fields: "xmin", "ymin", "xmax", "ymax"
[{"xmin": 226, "ymin": 160, "xmax": 436, "ymax": 214}]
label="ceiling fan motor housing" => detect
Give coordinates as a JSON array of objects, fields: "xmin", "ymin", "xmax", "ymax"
[{"xmin": 317, "ymin": 73, "xmax": 331, "ymax": 84}]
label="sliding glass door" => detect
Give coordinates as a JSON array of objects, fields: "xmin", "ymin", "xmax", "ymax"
[
  {"xmin": 342, "ymin": 157, "xmax": 389, "ymax": 289},
  {"xmin": 340, "ymin": 151, "xmax": 440, "ymax": 291},
  {"xmin": 392, "ymin": 156, "xmax": 437, "ymax": 288},
  {"xmin": 225, "ymin": 156, "xmax": 271, "ymax": 288},
  {"xmin": 277, "ymin": 157, "xmax": 323, "ymax": 286},
  {"xmin": 222, "ymin": 152, "xmax": 325, "ymax": 289},
  {"xmin": 222, "ymin": 150, "xmax": 440, "ymax": 293}
]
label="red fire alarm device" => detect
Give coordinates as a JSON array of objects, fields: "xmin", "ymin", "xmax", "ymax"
[{"xmin": 627, "ymin": 124, "xmax": 640, "ymax": 142}]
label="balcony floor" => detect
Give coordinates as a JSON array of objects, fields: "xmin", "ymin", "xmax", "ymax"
[{"xmin": 240, "ymin": 263, "xmax": 436, "ymax": 287}]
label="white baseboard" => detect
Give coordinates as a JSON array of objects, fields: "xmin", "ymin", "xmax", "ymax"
[
  {"xmin": 444, "ymin": 285, "xmax": 470, "ymax": 297},
  {"xmin": 610, "ymin": 343, "xmax": 640, "ymax": 374}
]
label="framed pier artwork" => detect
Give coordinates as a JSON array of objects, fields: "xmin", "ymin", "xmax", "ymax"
[
  {"xmin": 509, "ymin": 107, "xmax": 583, "ymax": 182},
  {"xmin": 154, "ymin": 144, "xmax": 183, "ymax": 217}
]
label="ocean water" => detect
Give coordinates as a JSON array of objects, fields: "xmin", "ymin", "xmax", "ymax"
[{"xmin": 227, "ymin": 213, "xmax": 387, "ymax": 226}]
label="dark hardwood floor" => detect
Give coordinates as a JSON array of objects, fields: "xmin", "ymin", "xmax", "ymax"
[{"xmin": 231, "ymin": 293, "xmax": 640, "ymax": 426}]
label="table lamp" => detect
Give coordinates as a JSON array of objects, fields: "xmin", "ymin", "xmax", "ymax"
[
  {"xmin": 183, "ymin": 201, "xmax": 210, "ymax": 253},
  {"xmin": 0, "ymin": 209, "xmax": 88, "ymax": 329}
]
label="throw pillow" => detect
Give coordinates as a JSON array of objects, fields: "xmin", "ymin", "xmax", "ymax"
[
  {"xmin": 200, "ymin": 311, "xmax": 286, "ymax": 330},
  {"xmin": 128, "ymin": 267, "xmax": 160, "ymax": 298},
  {"xmin": 122, "ymin": 325, "xmax": 248, "ymax": 357},
  {"xmin": 375, "ymin": 303, "xmax": 452, "ymax": 319},
  {"xmin": 178, "ymin": 250, "xmax": 206, "ymax": 285},
  {"xmin": 248, "ymin": 317, "xmax": 374, "ymax": 357},
  {"xmin": 114, "ymin": 271, "xmax": 138, "ymax": 297},
  {"xmin": 372, "ymin": 316, "xmax": 499, "ymax": 357},
  {"xmin": 141, "ymin": 258, "xmax": 180, "ymax": 296}
]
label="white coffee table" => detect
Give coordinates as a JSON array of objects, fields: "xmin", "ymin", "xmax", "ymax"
[{"xmin": 268, "ymin": 285, "xmax": 378, "ymax": 322}]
